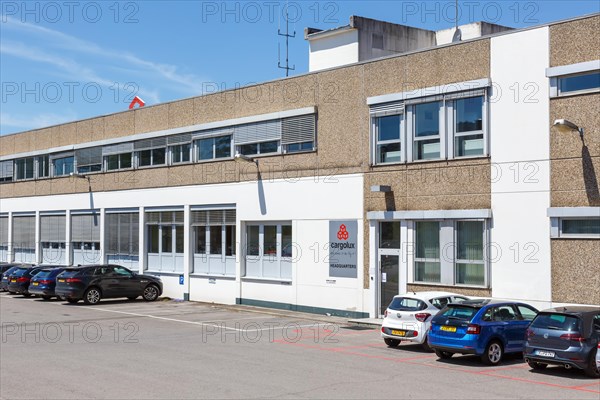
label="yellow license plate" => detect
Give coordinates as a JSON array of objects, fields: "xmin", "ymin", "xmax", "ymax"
[
  {"xmin": 391, "ymin": 330, "xmax": 406, "ymax": 336},
  {"xmin": 58, "ymin": 279, "xmax": 65, "ymax": 283},
  {"xmin": 32, "ymin": 282, "xmax": 39, "ymax": 286},
  {"xmin": 10, "ymin": 279, "xmax": 16, "ymax": 283},
  {"xmin": 441, "ymin": 326, "xmax": 457, "ymax": 332}
]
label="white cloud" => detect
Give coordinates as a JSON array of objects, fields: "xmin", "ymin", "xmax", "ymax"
[{"xmin": 1, "ymin": 111, "xmax": 79, "ymax": 132}]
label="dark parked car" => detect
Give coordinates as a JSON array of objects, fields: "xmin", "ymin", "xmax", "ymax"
[
  {"xmin": 524, "ymin": 306, "xmax": 600, "ymax": 378},
  {"xmin": 7, "ymin": 265, "xmax": 46, "ymax": 296},
  {"xmin": 55, "ymin": 265, "xmax": 163, "ymax": 305},
  {"xmin": 28, "ymin": 266, "xmax": 69, "ymax": 300},
  {"xmin": 1, "ymin": 264, "xmax": 24, "ymax": 291},
  {"xmin": 428, "ymin": 299, "xmax": 539, "ymax": 365}
]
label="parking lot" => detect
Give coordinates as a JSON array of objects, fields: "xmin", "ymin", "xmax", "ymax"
[{"xmin": 1, "ymin": 293, "xmax": 599, "ymax": 400}]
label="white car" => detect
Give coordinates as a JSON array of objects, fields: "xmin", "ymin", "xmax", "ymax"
[
  {"xmin": 381, "ymin": 291, "xmax": 470, "ymax": 350},
  {"xmin": 596, "ymin": 342, "xmax": 600, "ymax": 371}
]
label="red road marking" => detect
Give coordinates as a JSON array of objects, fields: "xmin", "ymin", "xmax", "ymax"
[{"xmin": 570, "ymin": 381, "xmax": 600, "ymax": 390}]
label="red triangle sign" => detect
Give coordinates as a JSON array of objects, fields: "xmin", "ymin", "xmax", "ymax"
[{"xmin": 129, "ymin": 96, "xmax": 145, "ymax": 109}]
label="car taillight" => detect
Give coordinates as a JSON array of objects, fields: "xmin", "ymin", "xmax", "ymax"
[
  {"xmin": 381, "ymin": 327, "xmax": 385, "ymax": 333},
  {"xmin": 16, "ymin": 277, "xmax": 29, "ymax": 283},
  {"xmin": 467, "ymin": 324, "xmax": 480, "ymax": 334},
  {"xmin": 65, "ymin": 278, "xmax": 82, "ymax": 283},
  {"xmin": 415, "ymin": 313, "xmax": 431, "ymax": 322},
  {"xmin": 384, "ymin": 310, "xmax": 388, "ymax": 317},
  {"xmin": 39, "ymin": 280, "xmax": 52, "ymax": 285},
  {"xmin": 560, "ymin": 333, "xmax": 585, "ymax": 343}
]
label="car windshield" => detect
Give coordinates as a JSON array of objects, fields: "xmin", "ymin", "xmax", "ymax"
[
  {"xmin": 11, "ymin": 268, "xmax": 29, "ymax": 276},
  {"xmin": 34, "ymin": 270, "xmax": 53, "ymax": 279},
  {"xmin": 439, "ymin": 305, "xmax": 479, "ymax": 320},
  {"xmin": 59, "ymin": 269, "xmax": 85, "ymax": 278},
  {"xmin": 531, "ymin": 313, "xmax": 581, "ymax": 332},
  {"xmin": 388, "ymin": 297, "xmax": 426, "ymax": 311}
]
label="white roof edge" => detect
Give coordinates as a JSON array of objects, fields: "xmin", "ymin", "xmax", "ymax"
[
  {"xmin": 0, "ymin": 106, "xmax": 316, "ymax": 162},
  {"xmin": 367, "ymin": 78, "xmax": 491, "ymax": 105},
  {"xmin": 547, "ymin": 207, "xmax": 600, "ymax": 218},
  {"xmin": 546, "ymin": 60, "xmax": 600, "ymax": 77},
  {"xmin": 306, "ymin": 25, "xmax": 355, "ymax": 40}
]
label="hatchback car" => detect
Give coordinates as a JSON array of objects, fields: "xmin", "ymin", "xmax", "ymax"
[
  {"xmin": 55, "ymin": 265, "xmax": 163, "ymax": 305},
  {"xmin": 428, "ymin": 299, "xmax": 538, "ymax": 365},
  {"xmin": 524, "ymin": 306, "xmax": 600, "ymax": 378},
  {"xmin": 28, "ymin": 266, "xmax": 68, "ymax": 300},
  {"xmin": 381, "ymin": 291, "xmax": 469, "ymax": 349},
  {"xmin": 0, "ymin": 264, "xmax": 23, "ymax": 291},
  {"xmin": 7, "ymin": 265, "xmax": 45, "ymax": 296}
]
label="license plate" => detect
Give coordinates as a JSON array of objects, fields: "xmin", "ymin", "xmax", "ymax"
[
  {"xmin": 536, "ymin": 350, "xmax": 555, "ymax": 358},
  {"xmin": 391, "ymin": 330, "xmax": 406, "ymax": 337},
  {"xmin": 32, "ymin": 282, "xmax": 39, "ymax": 286},
  {"xmin": 58, "ymin": 279, "xmax": 65, "ymax": 283},
  {"xmin": 10, "ymin": 279, "xmax": 16, "ymax": 283},
  {"xmin": 441, "ymin": 325, "xmax": 457, "ymax": 333}
]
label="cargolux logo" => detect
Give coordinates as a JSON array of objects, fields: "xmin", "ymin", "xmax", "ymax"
[{"xmin": 337, "ymin": 224, "xmax": 349, "ymax": 241}]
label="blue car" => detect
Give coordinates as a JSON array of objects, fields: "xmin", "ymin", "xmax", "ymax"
[
  {"xmin": 428, "ymin": 299, "xmax": 538, "ymax": 365},
  {"xmin": 28, "ymin": 266, "xmax": 68, "ymax": 300}
]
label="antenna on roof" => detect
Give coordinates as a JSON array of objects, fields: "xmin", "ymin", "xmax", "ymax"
[{"xmin": 278, "ymin": 1, "xmax": 296, "ymax": 77}]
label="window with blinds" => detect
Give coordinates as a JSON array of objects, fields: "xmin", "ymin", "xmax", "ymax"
[
  {"xmin": 76, "ymin": 147, "xmax": 103, "ymax": 173},
  {"xmin": 282, "ymin": 114, "xmax": 316, "ymax": 153},
  {"xmin": 146, "ymin": 211, "xmax": 184, "ymax": 225},
  {"xmin": 0, "ymin": 217, "xmax": 8, "ymax": 246},
  {"xmin": 105, "ymin": 213, "xmax": 139, "ymax": 255},
  {"xmin": 71, "ymin": 214, "xmax": 100, "ymax": 242},
  {"xmin": 40, "ymin": 215, "xmax": 66, "ymax": 243},
  {"xmin": 192, "ymin": 209, "xmax": 236, "ymax": 274},
  {"xmin": 13, "ymin": 216, "xmax": 36, "ymax": 249},
  {"xmin": 0, "ymin": 160, "xmax": 14, "ymax": 182},
  {"xmin": 191, "ymin": 209, "xmax": 236, "ymax": 226}
]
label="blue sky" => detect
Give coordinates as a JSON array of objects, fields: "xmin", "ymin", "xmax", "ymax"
[{"xmin": 1, "ymin": 0, "xmax": 598, "ymax": 135}]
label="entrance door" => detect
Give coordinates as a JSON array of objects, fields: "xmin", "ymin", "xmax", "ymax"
[{"xmin": 380, "ymin": 254, "xmax": 399, "ymax": 315}]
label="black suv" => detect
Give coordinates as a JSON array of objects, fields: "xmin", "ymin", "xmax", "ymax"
[
  {"xmin": 524, "ymin": 306, "xmax": 600, "ymax": 378},
  {"xmin": 55, "ymin": 265, "xmax": 163, "ymax": 305},
  {"xmin": 7, "ymin": 265, "xmax": 46, "ymax": 296}
]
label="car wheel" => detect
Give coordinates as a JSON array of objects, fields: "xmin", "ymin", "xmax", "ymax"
[
  {"xmin": 527, "ymin": 361, "xmax": 547, "ymax": 370},
  {"xmin": 434, "ymin": 349, "xmax": 454, "ymax": 359},
  {"xmin": 384, "ymin": 338, "xmax": 400, "ymax": 347},
  {"xmin": 482, "ymin": 341, "xmax": 503, "ymax": 366},
  {"xmin": 584, "ymin": 348, "xmax": 600, "ymax": 378},
  {"xmin": 142, "ymin": 284, "xmax": 159, "ymax": 302},
  {"xmin": 83, "ymin": 288, "xmax": 102, "ymax": 305},
  {"xmin": 22, "ymin": 293, "xmax": 32, "ymax": 297},
  {"xmin": 67, "ymin": 298, "xmax": 79, "ymax": 304},
  {"xmin": 42, "ymin": 296, "xmax": 52, "ymax": 301}
]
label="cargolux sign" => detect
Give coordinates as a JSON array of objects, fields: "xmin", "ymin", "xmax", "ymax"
[{"xmin": 328, "ymin": 220, "xmax": 358, "ymax": 278}]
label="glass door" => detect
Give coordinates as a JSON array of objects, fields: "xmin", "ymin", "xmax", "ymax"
[{"xmin": 378, "ymin": 222, "xmax": 401, "ymax": 316}]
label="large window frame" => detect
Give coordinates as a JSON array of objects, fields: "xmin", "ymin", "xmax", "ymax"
[
  {"xmin": 105, "ymin": 152, "xmax": 133, "ymax": 171},
  {"xmin": 196, "ymin": 135, "xmax": 233, "ymax": 162},
  {"xmin": 237, "ymin": 140, "xmax": 280, "ymax": 157},
  {"xmin": 449, "ymin": 95, "xmax": 486, "ymax": 158},
  {"xmin": 146, "ymin": 211, "xmax": 184, "ymax": 272},
  {"xmin": 52, "ymin": 155, "xmax": 75, "ymax": 177},
  {"xmin": 410, "ymin": 101, "xmax": 443, "ymax": 161},
  {"xmin": 169, "ymin": 143, "xmax": 192, "ymax": 164},
  {"xmin": 14, "ymin": 157, "xmax": 35, "ymax": 181},
  {"xmin": 244, "ymin": 222, "xmax": 293, "ymax": 281},
  {"xmin": 373, "ymin": 114, "xmax": 403, "ymax": 164},
  {"xmin": 557, "ymin": 71, "xmax": 600, "ymax": 97},
  {"xmin": 37, "ymin": 155, "xmax": 50, "ymax": 178},
  {"xmin": 558, "ymin": 218, "xmax": 600, "ymax": 239}
]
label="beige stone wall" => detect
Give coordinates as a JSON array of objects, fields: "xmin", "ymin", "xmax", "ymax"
[
  {"xmin": 551, "ymin": 240, "xmax": 600, "ymax": 305},
  {"xmin": 549, "ymin": 15, "xmax": 600, "ymax": 67},
  {"xmin": 407, "ymin": 284, "xmax": 491, "ymax": 298}
]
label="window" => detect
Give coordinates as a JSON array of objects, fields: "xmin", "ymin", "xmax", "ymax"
[
  {"xmin": 53, "ymin": 156, "xmax": 74, "ymax": 176},
  {"xmin": 455, "ymin": 221, "xmax": 485, "ymax": 286},
  {"xmin": 413, "ymin": 101, "xmax": 441, "ymax": 160},
  {"xmin": 170, "ymin": 143, "xmax": 191, "ymax": 164},
  {"xmin": 244, "ymin": 223, "xmax": 292, "ymax": 280},
  {"xmin": 560, "ymin": 218, "xmax": 600, "ymax": 238},
  {"xmin": 71, "ymin": 213, "xmax": 101, "ymax": 265},
  {"xmin": 517, "ymin": 305, "xmax": 538, "ymax": 321},
  {"xmin": 191, "ymin": 209, "xmax": 236, "ymax": 276},
  {"xmin": 0, "ymin": 160, "xmax": 13, "ymax": 182},
  {"xmin": 379, "ymin": 222, "xmax": 400, "ymax": 249},
  {"xmin": 40, "ymin": 214, "xmax": 66, "ymax": 264},
  {"xmin": 410, "ymin": 219, "xmax": 489, "ymax": 287},
  {"xmin": 106, "ymin": 153, "xmax": 132, "ymax": 171},
  {"xmin": 558, "ymin": 71, "xmax": 600, "ymax": 95},
  {"xmin": 76, "ymin": 147, "xmax": 103, "ymax": 174},
  {"xmin": 281, "ymin": 114, "xmax": 317, "ymax": 153},
  {"xmin": 388, "ymin": 297, "xmax": 426, "ymax": 311},
  {"xmin": 453, "ymin": 96, "xmax": 484, "ymax": 157},
  {"xmin": 105, "ymin": 212, "xmax": 139, "ymax": 268},
  {"xmin": 138, "ymin": 148, "xmax": 165, "ymax": 167},
  {"xmin": 375, "ymin": 114, "xmax": 402, "ymax": 163},
  {"xmin": 37, "ymin": 156, "xmax": 49, "ymax": 178},
  {"xmin": 238, "ymin": 141, "xmax": 279, "ymax": 156},
  {"xmin": 197, "ymin": 135, "xmax": 232, "ymax": 161},
  {"xmin": 414, "ymin": 221, "xmax": 441, "ymax": 283},
  {"xmin": 146, "ymin": 211, "xmax": 184, "ymax": 272},
  {"xmin": 285, "ymin": 141, "xmax": 313, "ymax": 153},
  {"xmin": 15, "ymin": 157, "xmax": 34, "ymax": 180}
]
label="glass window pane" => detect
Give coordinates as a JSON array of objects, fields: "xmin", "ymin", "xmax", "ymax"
[
  {"xmin": 209, "ymin": 226, "xmax": 222, "ymax": 255},
  {"xmin": 416, "ymin": 221, "xmax": 439, "ymax": 259},
  {"xmin": 172, "ymin": 145, "xmax": 182, "ymax": 163},
  {"xmin": 414, "ymin": 139, "xmax": 440, "ymax": 160},
  {"xmin": 25, "ymin": 158, "xmax": 34, "ymax": 178},
  {"xmin": 139, "ymin": 150, "xmax": 152, "ymax": 166},
  {"xmin": 287, "ymin": 141, "xmax": 313, "ymax": 153},
  {"xmin": 175, "ymin": 226, "xmax": 184, "ymax": 253},
  {"xmin": 264, "ymin": 226, "xmax": 277, "ymax": 256},
  {"xmin": 559, "ymin": 72, "xmax": 600, "ymax": 93},
  {"xmin": 215, "ymin": 136, "xmax": 231, "ymax": 158},
  {"xmin": 379, "ymin": 222, "xmax": 400, "ymax": 249},
  {"xmin": 37, "ymin": 156, "xmax": 49, "ymax": 177},
  {"xmin": 120, "ymin": 153, "xmax": 132, "ymax": 169},
  {"xmin": 199, "ymin": 138, "xmax": 213, "ymax": 160},
  {"xmin": 377, "ymin": 115, "xmax": 401, "ymax": 141},
  {"xmin": 148, "ymin": 225, "xmax": 159, "ymax": 253},
  {"xmin": 225, "ymin": 226, "xmax": 235, "ymax": 256},
  {"xmin": 240, "ymin": 143, "xmax": 258, "ymax": 156},
  {"xmin": 162, "ymin": 226, "xmax": 172, "ymax": 253},
  {"xmin": 16, "ymin": 159, "xmax": 25, "ymax": 179},
  {"xmin": 152, "ymin": 148, "xmax": 165, "ymax": 165},
  {"xmin": 455, "ymin": 134, "xmax": 483, "ymax": 157},
  {"xmin": 415, "ymin": 261, "xmax": 440, "ymax": 283},
  {"xmin": 562, "ymin": 219, "xmax": 600, "ymax": 235},
  {"xmin": 246, "ymin": 225, "xmax": 259, "ymax": 256},
  {"xmin": 181, "ymin": 143, "xmax": 191, "ymax": 162},
  {"xmin": 194, "ymin": 226, "xmax": 206, "ymax": 254},
  {"xmin": 107, "ymin": 155, "xmax": 119, "ymax": 170},
  {"xmin": 281, "ymin": 225, "xmax": 292, "ymax": 258},
  {"xmin": 377, "ymin": 143, "xmax": 401, "ymax": 163},
  {"xmin": 414, "ymin": 102, "xmax": 440, "ymax": 137},
  {"xmin": 456, "ymin": 97, "xmax": 483, "ymax": 133},
  {"xmin": 259, "ymin": 141, "xmax": 278, "ymax": 154},
  {"xmin": 456, "ymin": 263, "xmax": 484, "ymax": 285},
  {"xmin": 457, "ymin": 221, "xmax": 483, "ymax": 261}
]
